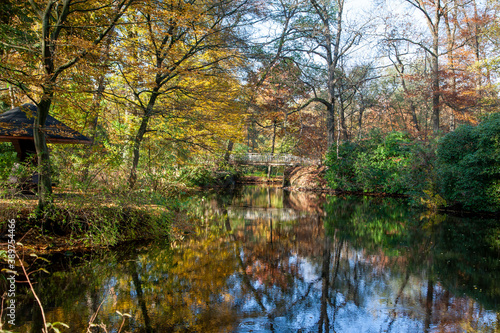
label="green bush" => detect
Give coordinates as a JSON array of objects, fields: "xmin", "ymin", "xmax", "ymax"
[
  {"xmin": 324, "ymin": 140, "xmax": 364, "ymax": 191},
  {"xmin": 354, "ymin": 132, "xmax": 412, "ymax": 193},
  {"xmin": 325, "ymin": 131, "xmax": 421, "ymax": 194},
  {"xmin": 404, "ymin": 140, "xmax": 439, "ymax": 206},
  {"xmin": 178, "ymin": 163, "xmax": 215, "ymax": 187},
  {"xmin": 0, "ymin": 143, "xmax": 16, "ymax": 181},
  {"xmin": 437, "ymin": 113, "xmax": 500, "ymax": 212}
]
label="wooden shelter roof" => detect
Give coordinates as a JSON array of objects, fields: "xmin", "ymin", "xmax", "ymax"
[{"xmin": 0, "ymin": 104, "xmax": 91, "ymax": 144}]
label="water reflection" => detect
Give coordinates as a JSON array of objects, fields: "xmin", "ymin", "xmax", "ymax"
[{"xmin": 8, "ymin": 186, "xmax": 500, "ymax": 332}]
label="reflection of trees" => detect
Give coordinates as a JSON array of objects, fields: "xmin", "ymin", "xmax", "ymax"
[
  {"xmin": 286, "ymin": 190, "xmax": 326, "ymax": 214},
  {"xmin": 129, "ymin": 260, "xmax": 153, "ymax": 333},
  {"xmin": 15, "ymin": 248, "xmax": 145, "ymax": 332},
  {"xmin": 11, "ymin": 188, "xmax": 500, "ymax": 332},
  {"xmin": 318, "ymin": 235, "xmax": 331, "ymax": 333},
  {"xmin": 323, "ymin": 195, "xmax": 500, "ymax": 332},
  {"xmin": 230, "ymin": 186, "xmax": 285, "ymax": 209},
  {"xmin": 432, "ymin": 216, "xmax": 500, "ymax": 311},
  {"xmin": 152, "ymin": 231, "xmax": 241, "ymax": 332}
]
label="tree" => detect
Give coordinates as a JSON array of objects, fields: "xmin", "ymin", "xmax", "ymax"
[
  {"xmin": 383, "ymin": 0, "xmax": 498, "ymax": 134},
  {"xmin": 388, "ymin": 0, "xmax": 445, "ymax": 133},
  {"xmin": 440, "ymin": 0, "xmax": 498, "ymax": 121},
  {"xmin": 249, "ymin": 60, "xmax": 309, "ymax": 163},
  {"xmin": 384, "ymin": 40, "xmax": 423, "ymax": 133},
  {"xmin": 262, "ymin": 0, "xmax": 372, "ymax": 149},
  {"xmin": 108, "ymin": 0, "xmax": 254, "ymax": 188},
  {"xmin": 0, "ymin": 1, "xmax": 33, "ymax": 109},
  {"xmin": 0, "ymin": 0, "xmax": 132, "ymax": 210},
  {"xmin": 437, "ymin": 113, "xmax": 500, "ymax": 212},
  {"xmin": 308, "ymin": 0, "xmax": 348, "ymax": 146}
]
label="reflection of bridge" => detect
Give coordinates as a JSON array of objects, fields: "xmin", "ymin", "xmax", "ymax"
[
  {"xmin": 229, "ymin": 153, "xmax": 320, "ymax": 166},
  {"xmin": 228, "ymin": 207, "xmax": 307, "ymax": 222}
]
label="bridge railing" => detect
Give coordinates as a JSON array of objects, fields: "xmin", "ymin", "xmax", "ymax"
[
  {"xmin": 229, "ymin": 153, "xmax": 320, "ymax": 166},
  {"xmin": 227, "ymin": 207, "xmax": 307, "ymax": 221}
]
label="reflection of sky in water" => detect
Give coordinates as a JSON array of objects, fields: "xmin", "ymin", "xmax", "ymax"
[
  {"xmin": 226, "ymin": 229, "xmax": 498, "ymax": 333},
  {"xmin": 299, "ymin": 257, "xmax": 318, "ymax": 284},
  {"xmin": 227, "ymin": 251, "xmax": 433, "ymax": 332}
]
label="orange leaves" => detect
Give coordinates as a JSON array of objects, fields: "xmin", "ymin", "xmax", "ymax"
[{"xmin": 440, "ymin": 68, "xmax": 480, "ymax": 111}]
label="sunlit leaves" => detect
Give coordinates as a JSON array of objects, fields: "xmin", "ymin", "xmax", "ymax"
[{"xmin": 107, "ymin": 0, "xmax": 251, "ymax": 186}]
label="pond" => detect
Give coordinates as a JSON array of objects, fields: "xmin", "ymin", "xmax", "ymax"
[{"xmin": 8, "ymin": 186, "xmax": 500, "ymax": 332}]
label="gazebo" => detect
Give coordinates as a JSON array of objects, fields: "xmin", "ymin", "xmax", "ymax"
[{"xmin": 0, "ymin": 103, "xmax": 91, "ymax": 162}]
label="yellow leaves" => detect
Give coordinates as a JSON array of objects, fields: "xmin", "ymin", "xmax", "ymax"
[
  {"xmin": 107, "ymin": 0, "xmax": 249, "ymax": 157},
  {"xmin": 128, "ymin": 61, "xmax": 247, "ymax": 154},
  {"xmin": 420, "ymin": 189, "xmax": 446, "ymax": 211}
]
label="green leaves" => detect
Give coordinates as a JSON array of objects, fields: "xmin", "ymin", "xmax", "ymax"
[
  {"xmin": 437, "ymin": 113, "xmax": 500, "ymax": 212},
  {"xmin": 46, "ymin": 322, "xmax": 70, "ymax": 333},
  {"xmin": 325, "ymin": 131, "xmax": 415, "ymax": 194}
]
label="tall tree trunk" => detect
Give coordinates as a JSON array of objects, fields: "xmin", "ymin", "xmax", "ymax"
[
  {"xmin": 357, "ymin": 106, "xmax": 364, "ymax": 140},
  {"xmin": 431, "ymin": 41, "xmax": 440, "ymax": 133},
  {"xmin": 428, "ymin": 1, "xmax": 442, "ymax": 133},
  {"xmin": 406, "ymin": 0, "xmax": 442, "ymax": 133},
  {"xmin": 310, "ymin": 0, "xmax": 344, "ymax": 149},
  {"xmin": 339, "ymin": 95, "xmax": 349, "ymax": 140},
  {"xmin": 88, "ymin": 33, "xmax": 114, "ymax": 146},
  {"xmin": 34, "ymin": 98, "xmax": 53, "ymax": 211},
  {"xmin": 326, "ymin": 102, "xmax": 336, "ymax": 148},
  {"xmin": 250, "ymin": 120, "xmax": 257, "ymax": 152},
  {"xmin": 82, "ymin": 64, "xmax": 109, "ymax": 186},
  {"xmin": 463, "ymin": 0, "xmax": 482, "ymax": 92},
  {"xmin": 410, "ymin": 103, "xmax": 420, "ymax": 132},
  {"xmin": 30, "ymin": 0, "xmax": 131, "ymax": 210},
  {"xmin": 390, "ymin": 44, "xmax": 421, "ymax": 132},
  {"xmin": 128, "ymin": 92, "xmax": 159, "ymax": 189},
  {"xmin": 224, "ymin": 140, "xmax": 234, "ymax": 164}
]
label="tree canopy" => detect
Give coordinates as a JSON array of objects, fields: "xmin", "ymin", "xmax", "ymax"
[{"xmin": 0, "ymin": 0, "xmax": 498, "ymax": 207}]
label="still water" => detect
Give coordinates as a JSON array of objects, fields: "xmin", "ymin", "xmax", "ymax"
[{"xmin": 10, "ymin": 186, "xmax": 500, "ymax": 332}]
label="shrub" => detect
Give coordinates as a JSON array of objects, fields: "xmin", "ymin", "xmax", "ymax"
[
  {"xmin": 325, "ymin": 131, "xmax": 419, "ymax": 194},
  {"xmin": 0, "ymin": 143, "xmax": 16, "ymax": 182},
  {"xmin": 354, "ymin": 131, "xmax": 412, "ymax": 193},
  {"xmin": 404, "ymin": 140, "xmax": 439, "ymax": 206},
  {"xmin": 437, "ymin": 113, "xmax": 500, "ymax": 212},
  {"xmin": 324, "ymin": 140, "xmax": 364, "ymax": 191},
  {"xmin": 0, "ymin": 143, "xmax": 40, "ymax": 196},
  {"xmin": 178, "ymin": 163, "xmax": 216, "ymax": 187}
]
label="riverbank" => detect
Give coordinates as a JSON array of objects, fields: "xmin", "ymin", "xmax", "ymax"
[
  {"xmin": 0, "ymin": 191, "xmax": 198, "ymax": 255},
  {"xmin": 282, "ymin": 165, "xmax": 500, "ymax": 216},
  {"xmin": 0, "ymin": 172, "xmax": 320, "ymax": 256},
  {"xmin": 3, "ymin": 166, "xmax": 495, "ymax": 258},
  {"xmin": 237, "ymin": 168, "xmax": 408, "ymax": 197}
]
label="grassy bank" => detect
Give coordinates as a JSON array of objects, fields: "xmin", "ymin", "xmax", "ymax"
[{"xmin": 0, "ymin": 190, "xmax": 200, "ymax": 255}]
